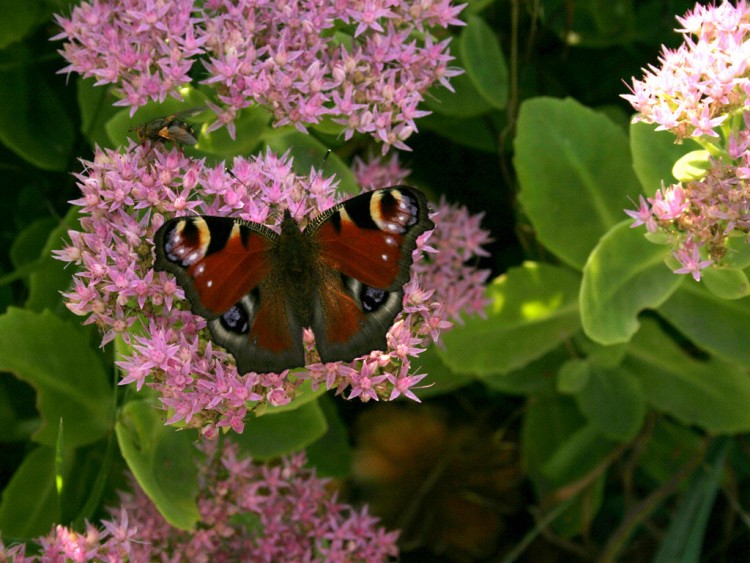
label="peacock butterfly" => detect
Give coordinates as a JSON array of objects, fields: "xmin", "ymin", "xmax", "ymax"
[{"xmin": 153, "ymin": 186, "xmax": 434, "ymax": 374}]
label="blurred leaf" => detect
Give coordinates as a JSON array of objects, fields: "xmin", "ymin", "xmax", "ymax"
[
  {"xmin": 414, "ymin": 346, "xmax": 475, "ymax": 399},
  {"xmin": 9, "ymin": 217, "xmax": 56, "ymax": 269},
  {"xmin": 581, "ymin": 220, "xmax": 683, "ymax": 344},
  {"xmin": 515, "ymin": 97, "xmax": 641, "ymax": 269},
  {"xmin": 459, "ymin": 15, "xmax": 508, "ymax": 109},
  {"xmin": 26, "ymin": 206, "xmax": 82, "ymax": 316},
  {"xmin": 653, "ymin": 438, "xmax": 727, "ymax": 563},
  {"xmin": 0, "ymin": 44, "xmax": 74, "ymax": 170},
  {"xmin": 305, "ymin": 395, "xmax": 353, "ymax": 478},
  {"xmin": 115, "ymin": 400, "xmax": 200, "ymax": 530},
  {"xmin": 542, "ymin": 0, "xmax": 636, "ymax": 47},
  {"xmin": 440, "ymin": 262, "xmax": 581, "ymax": 375},
  {"xmin": 420, "ymin": 112, "xmax": 497, "ymax": 153},
  {"xmin": 0, "ymin": 308, "xmax": 111, "ymax": 447},
  {"xmin": 659, "ymin": 282, "xmax": 750, "ymax": 367},
  {"xmin": 624, "ymin": 320, "xmax": 750, "ymax": 433},
  {"xmin": 640, "ymin": 418, "xmax": 702, "ymax": 485},
  {"xmin": 77, "ymin": 76, "xmax": 121, "ymax": 148},
  {"xmin": 574, "ymin": 334, "xmax": 628, "ymax": 368},
  {"xmin": 559, "ymin": 362, "xmax": 646, "ymax": 440},
  {"xmin": 483, "ymin": 346, "xmax": 563, "ymax": 395},
  {"xmin": 235, "ymin": 400, "xmax": 327, "ymax": 461},
  {"xmin": 423, "ymin": 50, "xmax": 493, "ymax": 118},
  {"xmin": 541, "ymin": 424, "xmax": 618, "ymax": 483},
  {"xmin": 700, "ymin": 267, "xmax": 750, "ymax": 300},
  {"xmin": 557, "ymin": 359, "xmax": 590, "ymax": 394},
  {"xmin": 629, "ymin": 121, "xmax": 701, "ymax": 196},
  {"xmin": 521, "ymin": 393, "xmax": 612, "ymax": 536},
  {"xmin": 0, "ymin": 446, "xmax": 60, "ymax": 538},
  {"xmin": 0, "ymin": 1, "xmax": 46, "ymax": 49}
]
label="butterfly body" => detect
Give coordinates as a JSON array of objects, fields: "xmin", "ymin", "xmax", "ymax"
[{"xmin": 154, "ymin": 187, "xmax": 433, "ymax": 374}]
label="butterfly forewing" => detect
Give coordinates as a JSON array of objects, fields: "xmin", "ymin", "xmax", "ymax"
[{"xmin": 309, "ymin": 187, "xmax": 433, "ymax": 291}]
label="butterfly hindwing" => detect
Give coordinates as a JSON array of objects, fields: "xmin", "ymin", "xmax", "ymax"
[
  {"xmin": 306, "ymin": 187, "xmax": 434, "ymax": 363},
  {"xmin": 153, "ymin": 216, "xmax": 306, "ymax": 373}
]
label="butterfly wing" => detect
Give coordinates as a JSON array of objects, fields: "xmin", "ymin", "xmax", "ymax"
[
  {"xmin": 153, "ymin": 216, "xmax": 306, "ymax": 373},
  {"xmin": 305, "ymin": 187, "xmax": 434, "ymax": 363}
]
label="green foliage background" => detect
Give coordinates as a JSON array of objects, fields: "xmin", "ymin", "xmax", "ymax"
[{"xmin": 2, "ymin": 0, "xmax": 749, "ymax": 560}]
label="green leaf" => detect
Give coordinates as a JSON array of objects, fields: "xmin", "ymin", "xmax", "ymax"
[
  {"xmin": 234, "ymin": 400, "xmax": 327, "ymax": 461},
  {"xmin": 639, "ymin": 418, "xmax": 702, "ymax": 485},
  {"xmin": 197, "ymin": 105, "xmax": 271, "ymax": 157},
  {"xmin": 483, "ymin": 346, "xmax": 564, "ymax": 395},
  {"xmin": 540, "ymin": 424, "xmax": 618, "ymax": 483},
  {"xmin": 658, "ymin": 282, "xmax": 750, "ymax": 367},
  {"xmin": 521, "ymin": 393, "xmax": 611, "ymax": 536},
  {"xmin": 423, "ymin": 50, "xmax": 493, "ymax": 118},
  {"xmin": 305, "ymin": 395, "xmax": 353, "ymax": 478},
  {"xmin": 542, "ymin": 0, "xmax": 636, "ymax": 47},
  {"xmin": 115, "ymin": 400, "xmax": 200, "ymax": 530},
  {"xmin": 0, "ymin": 446, "xmax": 60, "ymax": 538},
  {"xmin": 0, "ymin": 1, "xmax": 45, "ymax": 49},
  {"xmin": 77, "ymin": 77, "xmax": 121, "ymax": 148},
  {"xmin": 459, "ymin": 15, "xmax": 509, "ymax": 109},
  {"xmin": 413, "ymin": 346, "xmax": 475, "ymax": 399},
  {"xmin": 623, "ymin": 319, "xmax": 750, "ymax": 433},
  {"xmin": 723, "ymin": 235, "xmax": 750, "ymax": 269},
  {"xmin": 0, "ymin": 308, "xmax": 112, "ymax": 448},
  {"xmin": 9, "ymin": 217, "xmax": 56, "ymax": 269},
  {"xmin": 515, "ymin": 97, "xmax": 642, "ymax": 269},
  {"xmin": 653, "ymin": 439, "xmax": 727, "ymax": 563},
  {"xmin": 557, "ymin": 359, "xmax": 590, "ymax": 394},
  {"xmin": 0, "ymin": 44, "xmax": 74, "ymax": 170},
  {"xmin": 439, "ymin": 262, "xmax": 581, "ymax": 375},
  {"xmin": 420, "ymin": 112, "xmax": 497, "ymax": 153},
  {"xmin": 700, "ymin": 267, "xmax": 750, "ymax": 300},
  {"xmin": 26, "ymin": 206, "xmax": 83, "ymax": 316},
  {"xmin": 630, "ymin": 121, "xmax": 702, "ymax": 196},
  {"xmin": 673, "ymin": 150, "xmax": 711, "ymax": 182},
  {"xmin": 581, "ymin": 220, "xmax": 683, "ymax": 344},
  {"xmin": 560, "ymin": 362, "xmax": 646, "ymax": 440},
  {"xmin": 262, "ymin": 128, "xmax": 359, "ymax": 195}
]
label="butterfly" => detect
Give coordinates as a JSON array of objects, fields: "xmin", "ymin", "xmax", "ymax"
[
  {"xmin": 131, "ymin": 107, "xmax": 204, "ymax": 147},
  {"xmin": 153, "ymin": 186, "xmax": 434, "ymax": 374}
]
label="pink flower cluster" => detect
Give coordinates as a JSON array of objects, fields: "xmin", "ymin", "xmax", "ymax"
[
  {"xmin": 622, "ymin": 1, "xmax": 750, "ymax": 140},
  {"xmin": 55, "ymin": 146, "xmax": 490, "ymax": 433},
  {"xmin": 53, "ymin": 0, "xmax": 464, "ymax": 150},
  {"xmin": 2, "ymin": 445, "xmax": 398, "ymax": 562},
  {"xmin": 624, "ymin": 1, "xmax": 750, "ymax": 281}
]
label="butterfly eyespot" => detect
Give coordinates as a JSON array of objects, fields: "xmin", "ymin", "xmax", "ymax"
[
  {"xmin": 220, "ymin": 304, "xmax": 250, "ymax": 335},
  {"xmin": 360, "ymin": 286, "xmax": 388, "ymax": 312}
]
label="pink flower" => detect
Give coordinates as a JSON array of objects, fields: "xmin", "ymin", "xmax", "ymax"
[
  {"xmin": 53, "ymin": 0, "xmax": 465, "ymax": 151},
  {"xmin": 56, "ymin": 147, "xmax": 489, "ymax": 433},
  {"xmin": 623, "ymin": 1, "xmax": 750, "ymax": 141},
  {"xmin": 14, "ymin": 444, "xmax": 399, "ymax": 561}
]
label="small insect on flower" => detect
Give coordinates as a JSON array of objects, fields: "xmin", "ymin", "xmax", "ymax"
[{"xmin": 131, "ymin": 107, "xmax": 205, "ymax": 147}]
